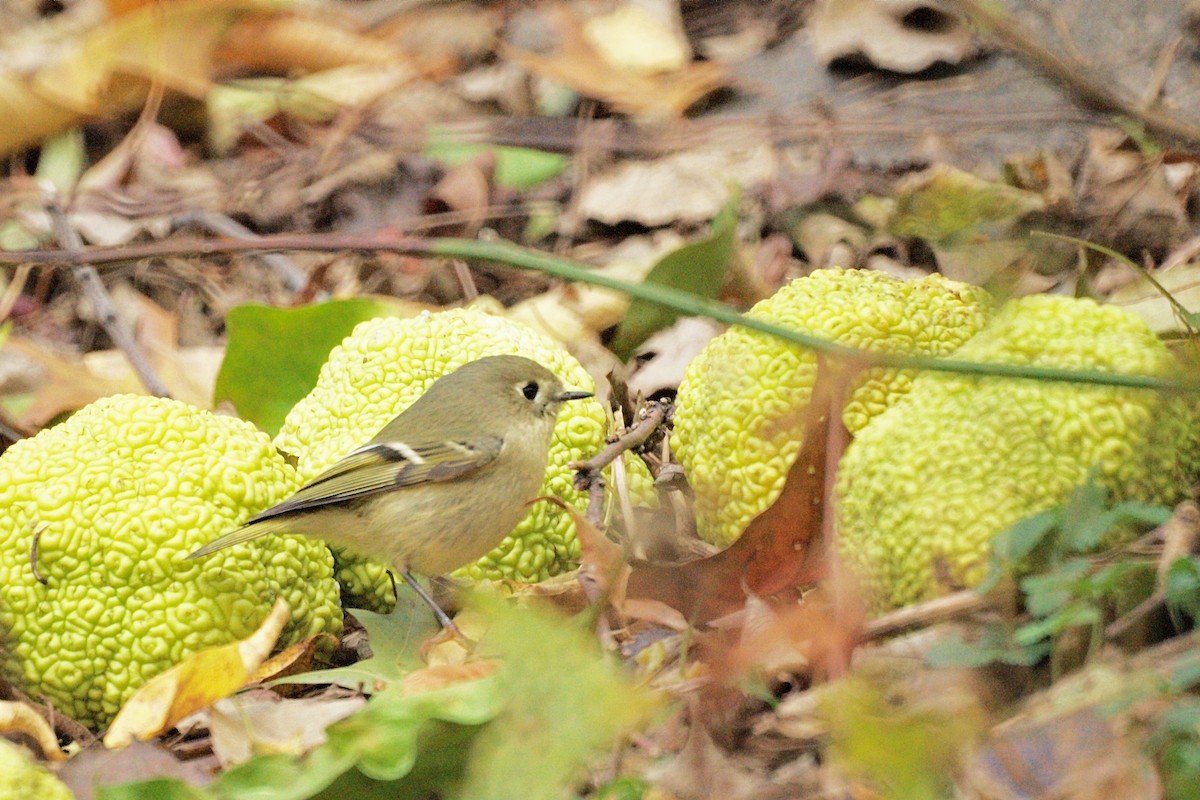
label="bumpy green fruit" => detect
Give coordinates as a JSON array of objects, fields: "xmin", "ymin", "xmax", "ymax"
[
  {"xmin": 0, "ymin": 395, "xmax": 341, "ymax": 729},
  {"xmin": 674, "ymin": 268, "xmax": 993, "ymax": 546},
  {"xmin": 836, "ymin": 295, "xmax": 1200, "ymax": 610}
]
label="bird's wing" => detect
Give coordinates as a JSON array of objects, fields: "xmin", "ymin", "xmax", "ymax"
[
  {"xmin": 186, "ymin": 436, "xmax": 503, "ymax": 560},
  {"xmin": 252, "ymin": 436, "xmax": 505, "ymax": 521}
]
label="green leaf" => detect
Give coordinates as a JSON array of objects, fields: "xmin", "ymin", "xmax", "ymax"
[
  {"xmin": 1152, "ymin": 701, "xmax": 1200, "ymax": 799},
  {"xmin": 1165, "ymin": 557, "xmax": 1200, "ymax": 625},
  {"xmin": 423, "ymin": 139, "xmax": 568, "ymax": 190},
  {"xmin": 1014, "ymin": 601, "xmax": 1101, "ymax": 646},
  {"xmin": 608, "ymin": 190, "xmax": 739, "ymax": 360},
  {"xmin": 887, "ymin": 165, "xmax": 1046, "ymax": 246},
  {"xmin": 212, "ymin": 673, "xmax": 502, "ymax": 799},
  {"xmin": 924, "ymin": 625, "xmax": 1048, "ymax": 668},
  {"xmin": 990, "ymin": 508, "xmax": 1062, "ymax": 566},
  {"xmin": 1103, "ymin": 500, "xmax": 1174, "ymax": 529},
  {"xmin": 37, "ymin": 127, "xmax": 86, "ymax": 194},
  {"xmin": 1170, "ymin": 652, "xmax": 1200, "ymax": 692},
  {"xmin": 1020, "ymin": 560, "xmax": 1092, "ymax": 617},
  {"xmin": 98, "ymin": 780, "xmax": 209, "ymax": 800},
  {"xmin": 461, "ymin": 596, "xmax": 654, "ymax": 800},
  {"xmin": 274, "ymin": 608, "xmax": 433, "ymax": 693},
  {"xmin": 213, "ymin": 299, "xmax": 397, "ymax": 435},
  {"xmin": 1060, "ymin": 476, "xmax": 1111, "ymax": 551},
  {"xmin": 819, "ymin": 672, "xmax": 980, "ymax": 800},
  {"xmin": 214, "ymin": 750, "xmax": 357, "ymax": 800},
  {"xmin": 335, "ymin": 679, "xmax": 503, "ymax": 782},
  {"xmin": 595, "ymin": 776, "xmax": 649, "ymax": 800}
]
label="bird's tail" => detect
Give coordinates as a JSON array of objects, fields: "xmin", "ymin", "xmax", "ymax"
[{"xmin": 186, "ymin": 517, "xmax": 291, "ymax": 560}]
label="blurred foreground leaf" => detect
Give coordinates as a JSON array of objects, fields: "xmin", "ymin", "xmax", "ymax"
[
  {"xmin": 463, "ymin": 596, "xmax": 655, "ymax": 800},
  {"xmin": 821, "ymin": 668, "xmax": 984, "ymax": 800},
  {"xmin": 104, "ymin": 600, "xmax": 651, "ymax": 799}
]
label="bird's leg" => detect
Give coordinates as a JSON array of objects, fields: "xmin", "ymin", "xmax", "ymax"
[{"xmin": 400, "ymin": 570, "xmax": 463, "ymax": 637}]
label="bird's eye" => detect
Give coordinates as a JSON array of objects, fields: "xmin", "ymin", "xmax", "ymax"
[{"xmin": 520, "ymin": 381, "xmax": 539, "ymax": 401}]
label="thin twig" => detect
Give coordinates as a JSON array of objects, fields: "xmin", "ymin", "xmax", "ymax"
[
  {"xmin": 862, "ymin": 590, "xmax": 992, "ymax": 640},
  {"xmin": 172, "ymin": 211, "xmax": 311, "ymax": 293},
  {"xmin": 573, "ymin": 402, "xmax": 668, "ymax": 526},
  {"xmin": 45, "ymin": 201, "xmax": 171, "ymax": 397}
]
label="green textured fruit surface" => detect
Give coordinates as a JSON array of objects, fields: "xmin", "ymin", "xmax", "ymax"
[
  {"xmin": 836, "ymin": 294, "xmax": 1200, "ymax": 611},
  {"xmin": 0, "ymin": 740, "xmax": 72, "ymax": 800},
  {"xmin": 0, "ymin": 395, "xmax": 341, "ymax": 730},
  {"xmin": 673, "ymin": 268, "xmax": 993, "ymax": 547},
  {"xmin": 274, "ymin": 306, "xmax": 613, "ymax": 612}
]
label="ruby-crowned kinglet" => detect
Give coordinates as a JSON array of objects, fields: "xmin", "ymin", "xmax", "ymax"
[{"xmin": 188, "ymin": 355, "xmax": 592, "ymax": 627}]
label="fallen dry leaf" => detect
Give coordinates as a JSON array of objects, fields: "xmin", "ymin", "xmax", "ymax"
[
  {"xmin": 247, "ymin": 632, "xmax": 340, "ymax": 688},
  {"xmin": 967, "ymin": 707, "xmax": 1162, "ymax": 799},
  {"xmin": 624, "ymin": 361, "xmax": 850, "ymax": 624},
  {"xmin": 809, "ymin": 0, "xmax": 979, "ymax": 73},
  {"xmin": 215, "ymin": 11, "xmax": 404, "ymax": 73},
  {"xmin": 58, "ymin": 740, "xmax": 213, "ymax": 800},
  {"xmin": 1109, "ymin": 261, "xmax": 1200, "ymax": 334},
  {"xmin": 502, "ymin": 6, "xmax": 726, "ymax": 120},
  {"xmin": 103, "ymin": 598, "xmax": 290, "ymax": 749},
  {"xmin": 582, "ymin": 3, "xmax": 690, "ymax": 75},
  {"xmin": 208, "ymin": 692, "xmax": 366, "ymax": 767},
  {"xmin": 0, "ymin": 699, "xmax": 66, "ymax": 761},
  {"xmin": 1, "ymin": 335, "xmax": 143, "ymax": 428}
]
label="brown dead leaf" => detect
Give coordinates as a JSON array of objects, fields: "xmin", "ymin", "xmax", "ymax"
[
  {"xmin": 103, "ymin": 598, "xmax": 290, "ymax": 749},
  {"xmin": 809, "ymin": 0, "xmax": 980, "ymax": 73},
  {"xmin": 1, "ymin": 336, "xmax": 142, "ymax": 428},
  {"xmin": 501, "ymin": 6, "xmax": 726, "ymax": 119},
  {"xmin": 58, "ymin": 740, "xmax": 213, "ymax": 800},
  {"xmin": 423, "ymin": 150, "xmax": 496, "ymax": 236},
  {"xmin": 215, "ymin": 12, "xmax": 406, "ymax": 73},
  {"xmin": 967, "ymin": 707, "xmax": 1161, "ymax": 799},
  {"xmin": 0, "ymin": 0, "xmax": 414, "ymax": 157},
  {"xmin": 0, "ymin": 700, "xmax": 67, "ymax": 761},
  {"xmin": 625, "ymin": 362, "xmax": 849, "ymax": 624},
  {"xmin": 247, "ymin": 632, "xmax": 340, "ymax": 688},
  {"xmin": 710, "ymin": 588, "xmax": 862, "ymax": 686},
  {"xmin": 79, "ymin": 291, "xmax": 223, "ymax": 409},
  {"xmin": 1077, "ymin": 128, "xmax": 1190, "ymax": 257},
  {"xmin": 649, "ymin": 704, "xmax": 766, "ymax": 800}
]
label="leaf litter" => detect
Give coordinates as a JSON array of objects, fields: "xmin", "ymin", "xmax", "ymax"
[{"xmin": 1, "ymin": 0, "xmax": 1200, "ymax": 797}]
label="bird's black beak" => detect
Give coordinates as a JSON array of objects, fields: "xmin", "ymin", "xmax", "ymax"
[{"xmin": 555, "ymin": 390, "xmax": 593, "ymax": 402}]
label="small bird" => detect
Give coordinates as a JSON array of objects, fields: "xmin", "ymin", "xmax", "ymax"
[{"xmin": 188, "ymin": 355, "xmax": 593, "ymax": 628}]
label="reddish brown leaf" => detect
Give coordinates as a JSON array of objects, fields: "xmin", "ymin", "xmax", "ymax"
[{"xmin": 625, "ymin": 360, "xmax": 853, "ymax": 624}]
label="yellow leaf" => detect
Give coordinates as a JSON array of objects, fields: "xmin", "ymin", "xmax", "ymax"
[
  {"xmin": 502, "ymin": 6, "xmax": 725, "ymax": 120},
  {"xmin": 0, "ymin": 701, "xmax": 66, "ymax": 762},
  {"xmin": 103, "ymin": 598, "xmax": 290, "ymax": 749}
]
